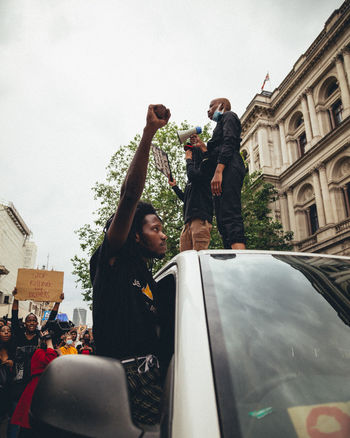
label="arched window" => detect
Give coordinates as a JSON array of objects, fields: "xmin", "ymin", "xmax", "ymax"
[
  {"xmin": 295, "ymin": 115, "xmax": 304, "ymax": 129},
  {"xmin": 325, "ymin": 81, "xmax": 339, "ymax": 98},
  {"xmin": 297, "ymin": 132, "xmax": 307, "ymax": 157},
  {"xmin": 288, "ymin": 111, "xmax": 305, "ymax": 160},
  {"xmin": 320, "ymin": 77, "xmax": 343, "ymax": 131}
]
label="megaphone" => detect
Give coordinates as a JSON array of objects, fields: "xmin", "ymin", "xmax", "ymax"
[{"xmin": 177, "ymin": 126, "xmax": 202, "ymax": 145}]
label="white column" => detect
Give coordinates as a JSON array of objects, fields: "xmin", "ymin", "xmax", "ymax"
[
  {"xmin": 342, "ymin": 47, "xmax": 350, "ymax": 89},
  {"xmin": 335, "ymin": 55, "xmax": 350, "ymax": 118},
  {"xmin": 312, "ymin": 169, "xmax": 326, "ymax": 228},
  {"xmin": 278, "ymin": 120, "xmax": 289, "ymax": 168},
  {"xmin": 287, "ymin": 189, "xmax": 296, "ymax": 235},
  {"xmin": 285, "ymin": 136, "xmax": 294, "ymax": 164},
  {"xmin": 306, "ymin": 88, "xmax": 321, "ymax": 141},
  {"xmin": 300, "ymin": 94, "xmax": 313, "ymax": 148},
  {"xmin": 257, "ymin": 124, "xmax": 271, "ymax": 168},
  {"xmin": 318, "ymin": 164, "xmax": 334, "ymax": 224},
  {"xmin": 272, "ymin": 125, "xmax": 282, "ymax": 170},
  {"xmin": 329, "ymin": 187, "xmax": 339, "ymax": 223},
  {"xmin": 249, "ymin": 137, "xmax": 255, "ymax": 173},
  {"xmin": 279, "ymin": 192, "xmax": 290, "ymax": 231},
  {"xmin": 295, "ymin": 209, "xmax": 306, "ymax": 241}
]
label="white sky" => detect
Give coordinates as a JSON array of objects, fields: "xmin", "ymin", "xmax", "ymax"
[{"xmin": 0, "ymin": 0, "xmax": 343, "ymax": 323}]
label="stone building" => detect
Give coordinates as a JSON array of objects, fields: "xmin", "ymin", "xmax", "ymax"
[
  {"xmin": 240, "ymin": 0, "xmax": 350, "ymax": 256},
  {"xmin": 0, "ymin": 200, "xmax": 46, "ymax": 319}
]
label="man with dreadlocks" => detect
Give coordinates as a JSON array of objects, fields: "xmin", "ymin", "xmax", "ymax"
[{"xmin": 90, "ymin": 104, "xmax": 171, "ymax": 426}]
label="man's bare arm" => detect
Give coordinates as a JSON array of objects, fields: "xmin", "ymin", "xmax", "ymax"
[{"xmin": 107, "ymin": 104, "xmax": 171, "ymax": 252}]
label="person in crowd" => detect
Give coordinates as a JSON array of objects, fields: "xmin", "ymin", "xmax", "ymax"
[
  {"xmin": 11, "ymin": 326, "xmax": 62, "ymax": 437},
  {"xmin": 77, "ymin": 331, "xmax": 94, "ymax": 355},
  {"xmin": 0, "ymin": 325, "xmax": 15, "ymax": 436},
  {"xmin": 59, "ymin": 333, "xmax": 78, "ymax": 355},
  {"xmin": 192, "ymin": 98, "xmax": 246, "ymax": 249},
  {"xmin": 69, "ymin": 329, "xmax": 81, "ymax": 350},
  {"xmin": 168, "ymin": 138, "xmax": 213, "ymax": 251},
  {"xmin": 90, "ymin": 104, "xmax": 174, "ymax": 425},
  {"xmin": 7, "ymin": 289, "xmax": 63, "ymax": 438}
]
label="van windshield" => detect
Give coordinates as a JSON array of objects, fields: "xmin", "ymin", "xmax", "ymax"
[{"xmin": 200, "ymin": 253, "xmax": 350, "ymax": 438}]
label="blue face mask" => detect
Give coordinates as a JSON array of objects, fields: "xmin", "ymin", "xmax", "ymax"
[
  {"xmin": 212, "ymin": 105, "xmax": 224, "ymax": 122},
  {"xmin": 66, "ymin": 339, "xmax": 73, "ymax": 346}
]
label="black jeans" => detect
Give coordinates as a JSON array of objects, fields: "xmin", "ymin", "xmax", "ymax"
[{"xmin": 214, "ymin": 159, "xmax": 246, "ymax": 248}]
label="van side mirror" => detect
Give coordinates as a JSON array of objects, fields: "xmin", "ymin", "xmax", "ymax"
[{"xmin": 30, "ymin": 355, "xmax": 143, "ymax": 438}]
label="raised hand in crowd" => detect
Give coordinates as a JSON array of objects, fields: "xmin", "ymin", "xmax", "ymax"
[{"xmin": 190, "ymin": 133, "xmax": 207, "ymax": 152}]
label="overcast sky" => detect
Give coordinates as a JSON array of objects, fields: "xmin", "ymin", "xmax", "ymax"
[{"xmin": 0, "ymin": 0, "xmax": 343, "ymax": 323}]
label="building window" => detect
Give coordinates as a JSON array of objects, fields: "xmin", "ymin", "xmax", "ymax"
[
  {"xmin": 295, "ymin": 115, "xmax": 304, "ymax": 129},
  {"xmin": 343, "ymin": 183, "xmax": 350, "ymax": 217},
  {"xmin": 4, "ymin": 295, "xmax": 10, "ymax": 304},
  {"xmin": 254, "ymin": 152, "xmax": 260, "ymax": 170},
  {"xmin": 307, "ymin": 204, "xmax": 319, "ymax": 235},
  {"xmin": 325, "ymin": 81, "xmax": 339, "ymax": 98},
  {"xmin": 328, "ymin": 99, "xmax": 343, "ymax": 129},
  {"xmin": 297, "ymin": 132, "xmax": 307, "ymax": 157}
]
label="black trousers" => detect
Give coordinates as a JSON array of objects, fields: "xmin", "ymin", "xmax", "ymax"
[{"xmin": 214, "ymin": 159, "xmax": 246, "ymax": 248}]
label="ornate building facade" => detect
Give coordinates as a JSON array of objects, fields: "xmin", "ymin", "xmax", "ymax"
[
  {"xmin": 240, "ymin": 0, "xmax": 350, "ymax": 256},
  {"xmin": 0, "ymin": 200, "xmax": 47, "ymax": 319}
]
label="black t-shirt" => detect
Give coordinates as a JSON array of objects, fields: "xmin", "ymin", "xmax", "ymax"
[{"xmin": 91, "ymin": 237, "xmax": 164, "ymax": 362}]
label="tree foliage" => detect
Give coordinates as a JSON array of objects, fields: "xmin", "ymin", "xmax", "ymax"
[
  {"xmin": 72, "ymin": 123, "xmax": 293, "ymax": 307},
  {"xmin": 242, "ymin": 171, "xmax": 294, "ymax": 250}
]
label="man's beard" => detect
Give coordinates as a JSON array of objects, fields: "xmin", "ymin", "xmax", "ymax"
[
  {"xmin": 139, "ymin": 244, "xmax": 165, "ymax": 260},
  {"xmin": 138, "ymin": 234, "xmax": 166, "ymax": 260}
]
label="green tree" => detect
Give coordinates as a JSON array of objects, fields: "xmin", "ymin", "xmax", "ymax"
[
  {"xmin": 242, "ymin": 171, "xmax": 293, "ymax": 250},
  {"xmin": 72, "ymin": 124, "xmax": 293, "ymax": 307},
  {"xmin": 72, "ymin": 121, "xmax": 213, "ymax": 306}
]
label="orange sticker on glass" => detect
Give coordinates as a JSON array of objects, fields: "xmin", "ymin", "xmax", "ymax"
[{"xmin": 288, "ymin": 402, "xmax": 350, "ymax": 438}]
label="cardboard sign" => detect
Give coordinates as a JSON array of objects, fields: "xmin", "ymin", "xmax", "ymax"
[
  {"xmin": 288, "ymin": 401, "xmax": 350, "ymax": 438},
  {"xmin": 151, "ymin": 144, "xmax": 172, "ymax": 179},
  {"xmin": 16, "ymin": 269, "xmax": 64, "ymax": 302}
]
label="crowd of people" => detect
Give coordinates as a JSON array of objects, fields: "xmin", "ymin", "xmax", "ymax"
[
  {"xmin": 0, "ymin": 291, "xmax": 95, "ymax": 437},
  {"xmin": 1, "ymin": 99, "xmax": 245, "ymax": 435}
]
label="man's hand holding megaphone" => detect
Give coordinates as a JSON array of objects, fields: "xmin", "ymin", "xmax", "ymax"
[{"xmin": 190, "ymin": 134, "xmax": 207, "ymax": 153}]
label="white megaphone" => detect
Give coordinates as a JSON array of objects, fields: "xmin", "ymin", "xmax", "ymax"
[{"xmin": 177, "ymin": 126, "xmax": 202, "ymax": 145}]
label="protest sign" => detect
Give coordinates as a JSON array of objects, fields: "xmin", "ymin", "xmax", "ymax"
[
  {"xmin": 16, "ymin": 269, "xmax": 64, "ymax": 302},
  {"xmin": 151, "ymin": 144, "xmax": 172, "ymax": 180}
]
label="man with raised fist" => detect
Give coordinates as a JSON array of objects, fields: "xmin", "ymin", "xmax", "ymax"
[{"xmin": 90, "ymin": 104, "xmax": 173, "ymax": 426}]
